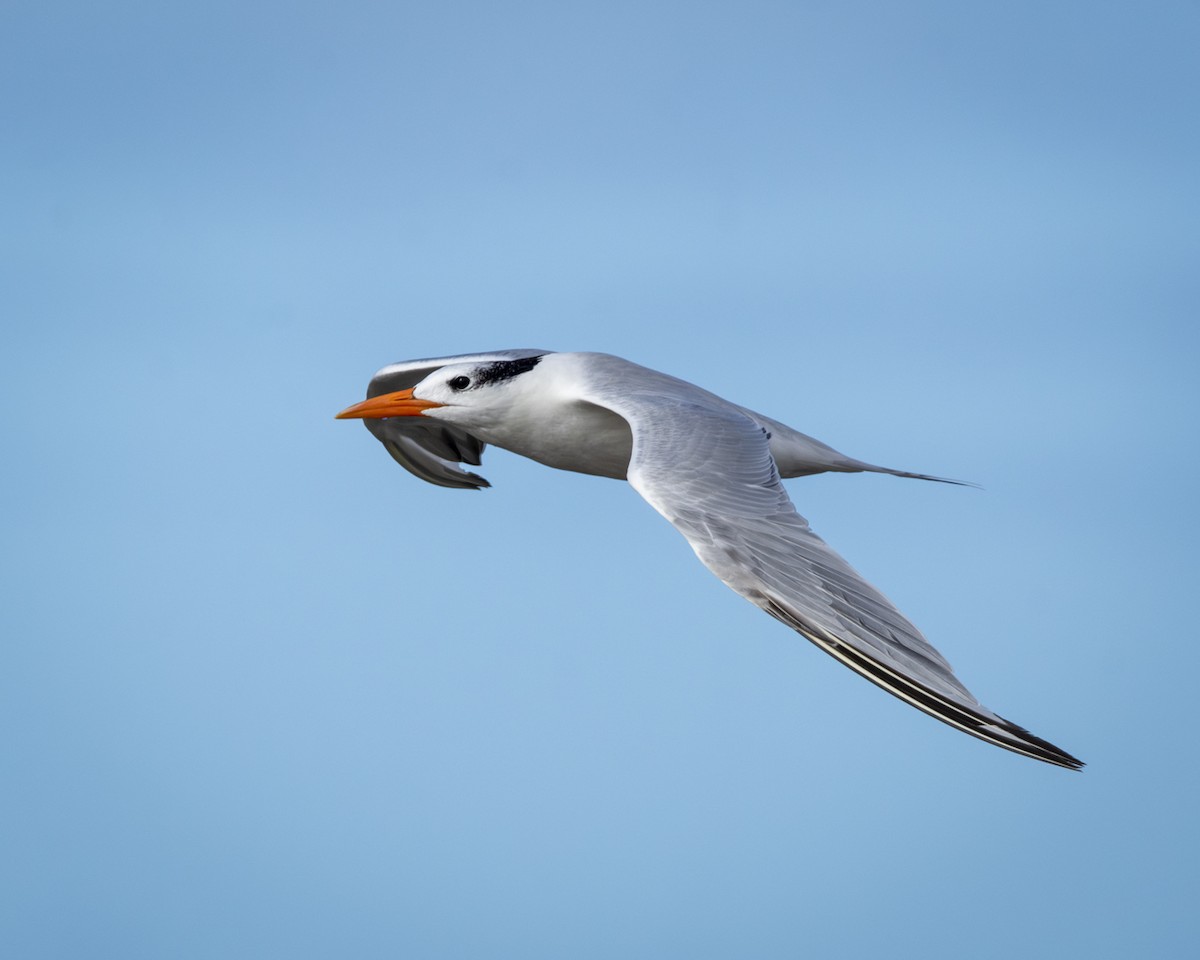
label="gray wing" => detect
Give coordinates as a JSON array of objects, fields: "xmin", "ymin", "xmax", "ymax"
[
  {"xmin": 617, "ymin": 395, "xmax": 1082, "ymax": 769},
  {"xmin": 360, "ymin": 350, "xmax": 552, "ymax": 489}
]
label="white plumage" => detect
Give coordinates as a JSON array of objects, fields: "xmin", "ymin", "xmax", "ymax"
[{"xmin": 338, "ymin": 350, "xmax": 1082, "ymax": 769}]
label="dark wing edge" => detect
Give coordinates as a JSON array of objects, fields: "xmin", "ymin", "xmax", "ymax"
[{"xmin": 761, "ymin": 595, "xmax": 1084, "ymax": 769}]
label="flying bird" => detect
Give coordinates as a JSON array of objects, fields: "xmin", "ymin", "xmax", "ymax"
[{"xmin": 337, "ymin": 350, "xmax": 1082, "ymax": 769}]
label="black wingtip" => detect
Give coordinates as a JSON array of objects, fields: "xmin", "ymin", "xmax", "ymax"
[
  {"xmin": 992, "ymin": 714, "xmax": 1085, "ymax": 771},
  {"xmin": 896, "ymin": 471, "xmax": 982, "ymax": 489}
]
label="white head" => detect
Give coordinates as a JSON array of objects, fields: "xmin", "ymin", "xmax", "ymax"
[{"xmin": 335, "ymin": 354, "xmax": 547, "ymax": 431}]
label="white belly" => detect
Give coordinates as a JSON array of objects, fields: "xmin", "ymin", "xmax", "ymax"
[{"xmin": 482, "ymin": 398, "xmax": 634, "ymax": 479}]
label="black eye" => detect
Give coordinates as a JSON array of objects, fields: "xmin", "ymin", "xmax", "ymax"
[{"xmin": 448, "ymin": 375, "xmax": 471, "ymax": 390}]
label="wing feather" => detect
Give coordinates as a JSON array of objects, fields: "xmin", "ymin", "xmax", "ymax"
[{"xmin": 614, "ymin": 394, "xmax": 1081, "ymax": 769}]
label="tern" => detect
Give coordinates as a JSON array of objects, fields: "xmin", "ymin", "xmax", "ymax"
[{"xmin": 337, "ymin": 350, "xmax": 1082, "ymax": 769}]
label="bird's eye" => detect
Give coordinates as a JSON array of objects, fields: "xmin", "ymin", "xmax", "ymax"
[{"xmin": 448, "ymin": 376, "xmax": 471, "ymax": 390}]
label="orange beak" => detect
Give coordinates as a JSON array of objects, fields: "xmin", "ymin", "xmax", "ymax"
[{"xmin": 335, "ymin": 388, "xmax": 443, "ymax": 420}]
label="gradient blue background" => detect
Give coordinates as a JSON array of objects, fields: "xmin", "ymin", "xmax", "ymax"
[{"xmin": 3, "ymin": 2, "xmax": 1197, "ymax": 957}]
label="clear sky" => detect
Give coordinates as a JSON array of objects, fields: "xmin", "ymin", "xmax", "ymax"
[{"xmin": 3, "ymin": 2, "xmax": 1198, "ymax": 957}]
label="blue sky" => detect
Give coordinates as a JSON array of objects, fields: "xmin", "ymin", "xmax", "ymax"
[{"xmin": 3, "ymin": 2, "xmax": 1197, "ymax": 957}]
